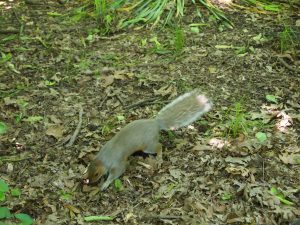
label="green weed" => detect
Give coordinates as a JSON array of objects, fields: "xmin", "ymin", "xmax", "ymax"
[
  {"xmin": 223, "ymin": 102, "xmax": 266, "ymax": 138},
  {"xmin": 0, "ymin": 179, "xmax": 33, "ymax": 225},
  {"xmin": 279, "ymin": 25, "xmax": 299, "ymax": 53},
  {"xmin": 174, "ymin": 27, "xmax": 185, "ymax": 54},
  {"xmin": 0, "ymin": 122, "xmax": 8, "ymax": 135},
  {"xmin": 15, "ymin": 99, "xmax": 28, "ymax": 123},
  {"xmin": 94, "ymin": 0, "xmax": 107, "ymax": 19},
  {"xmin": 227, "ymin": 102, "xmax": 248, "ymax": 138},
  {"xmin": 101, "ymin": 124, "xmax": 112, "ymax": 135},
  {"xmin": 94, "ymin": 0, "xmax": 115, "ymax": 33}
]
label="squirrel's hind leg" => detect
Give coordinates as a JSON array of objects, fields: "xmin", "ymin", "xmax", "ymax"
[
  {"xmin": 144, "ymin": 143, "xmax": 163, "ymax": 167},
  {"xmin": 101, "ymin": 163, "xmax": 126, "ymax": 191}
]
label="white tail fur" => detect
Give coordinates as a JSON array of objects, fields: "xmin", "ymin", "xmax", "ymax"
[{"xmin": 156, "ymin": 91, "xmax": 212, "ymax": 130}]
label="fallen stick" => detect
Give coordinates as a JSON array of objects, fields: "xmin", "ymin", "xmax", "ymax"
[{"xmin": 66, "ymin": 106, "xmax": 83, "ymax": 147}]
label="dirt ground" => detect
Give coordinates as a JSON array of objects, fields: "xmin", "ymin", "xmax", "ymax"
[{"xmin": 0, "ymin": 1, "xmax": 300, "ymax": 224}]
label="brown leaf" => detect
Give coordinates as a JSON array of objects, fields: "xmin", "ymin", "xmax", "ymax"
[
  {"xmin": 46, "ymin": 125, "xmax": 64, "ymax": 139},
  {"xmin": 64, "ymin": 204, "xmax": 81, "ymax": 214},
  {"xmin": 101, "ymin": 75, "xmax": 114, "ymax": 87},
  {"xmin": 279, "ymin": 152, "xmax": 300, "ymax": 165}
]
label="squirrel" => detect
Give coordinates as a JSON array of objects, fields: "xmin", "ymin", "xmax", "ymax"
[{"xmin": 82, "ymin": 90, "xmax": 212, "ymax": 190}]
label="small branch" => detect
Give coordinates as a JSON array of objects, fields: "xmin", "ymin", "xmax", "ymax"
[
  {"xmin": 277, "ymin": 57, "xmax": 300, "ymax": 75},
  {"xmin": 0, "ymin": 153, "xmax": 31, "ymax": 162},
  {"xmin": 97, "ymin": 33, "xmax": 126, "ymax": 40},
  {"xmin": 115, "ymin": 94, "xmax": 125, "ymax": 106},
  {"xmin": 124, "ymin": 97, "xmax": 158, "ymax": 110},
  {"xmin": 99, "ymin": 94, "xmax": 108, "ymax": 108},
  {"xmin": 0, "ymin": 28, "xmax": 19, "ymax": 34},
  {"xmin": 144, "ymin": 214, "xmax": 183, "ymax": 220},
  {"xmin": 66, "ymin": 107, "xmax": 83, "ymax": 147}
]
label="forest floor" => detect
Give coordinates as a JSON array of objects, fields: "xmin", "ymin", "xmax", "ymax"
[{"xmin": 0, "ymin": 1, "xmax": 300, "ymax": 225}]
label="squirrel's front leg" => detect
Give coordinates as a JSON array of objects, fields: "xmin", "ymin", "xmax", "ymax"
[
  {"xmin": 101, "ymin": 164, "xmax": 126, "ymax": 191},
  {"xmin": 156, "ymin": 143, "xmax": 163, "ymax": 168}
]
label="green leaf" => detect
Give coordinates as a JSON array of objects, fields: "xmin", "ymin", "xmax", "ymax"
[
  {"xmin": 44, "ymin": 80, "xmax": 56, "ymax": 86},
  {"xmin": 84, "ymin": 215, "xmax": 114, "ymax": 222},
  {"xmin": 0, "ymin": 34, "xmax": 17, "ymax": 43},
  {"xmin": 266, "ymin": 95, "xmax": 278, "ymax": 103},
  {"xmin": 0, "ymin": 179, "xmax": 9, "ymax": 193},
  {"xmin": 270, "ymin": 187, "xmax": 294, "ymax": 205},
  {"xmin": 116, "ymin": 115, "xmax": 125, "ymax": 122},
  {"xmin": 0, "ymin": 192, "xmax": 5, "ymax": 201},
  {"xmin": 263, "ymin": 4, "xmax": 280, "ymax": 12},
  {"xmin": 0, "ymin": 122, "xmax": 8, "ymax": 134},
  {"xmin": 114, "ymin": 179, "xmax": 123, "ymax": 191},
  {"xmin": 11, "ymin": 188, "xmax": 21, "ymax": 197},
  {"xmin": 190, "ymin": 26, "xmax": 199, "ymax": 33},
  {"xmin": 15, "ymin": 213, "xmax": 33, "ymax": 225},
  {"xmin": 47, "ymin": 11, "xmax": 63, "ymax": 16},
  {"xmin": 221, "ymin": 193, "xmax": 232, "ymax": 201},
  {"xmin": 59, "ymin": 191, "xmax": 72, "ymax": 200},
  {"xmin": 0, "ymin": 52, "xmax": 12, "ymax": 63},
  {"xmin": 0, "ymin": 207, "xmax": 11, "ymax": 219},
  {"xmin": 235, "ymin": 46, "xmax": 247, "ymax": 55},
  {"xmin": 23, "ymin": 116, "xmax": 43, "ymax": 123},
  {"xmin": 255, "ymin": 132, "xmax": 267, "ymax": 143}
]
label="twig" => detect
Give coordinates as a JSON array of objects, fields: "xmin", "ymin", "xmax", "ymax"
[
  {"xmin": 0, "ymin": 28, "xmax": 19, "ymax": 34},
  {"xmin": 97, "ymin": 33, "xmax": 126, "ymax": 40},
  {"xmin": 115, "ymin": 95, "xmax": 125, "ymax": 106},
  {"xmin": 124, "ymin": 97, "xmax": 158, "ymax": 109},
  {"xmin": 0, "ymin": 153, "xmax": 31, "ymax": 162},
  {"xmin": 144, "ymin": 214, "xmax": 183, "ymax": 220},
  {"xmin": 66, "ymin": 107, "xmax": 83, "ymax": 147},
  {"xmin": 12, "ymin": 9, "xmax": 24, "ymax": 36},
  {"xmin": 277, "ymin": 57, "xmax": 300, "ymax": 75},
  {"xmin": 99, "ymin": 94, "xmax": 108, "ymax": 108}
]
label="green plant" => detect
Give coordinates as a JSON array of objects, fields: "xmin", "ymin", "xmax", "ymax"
[
  {"xmin": 0, "ymin": 52, "xmax": 12, "ymax": 63},
  {"xmin": 59, "ymin": 191, "xmax": 72, "ymax": 200},
  {"xmin": 223, "ymin": 102, "xmax": 269, "ymax": 138},
  {"xmin": 84, "ymin": 215, "xmax": 114, "ymax": 222},
  {"xmin": 255, "ymin": 132, "xmax": 267, "ymax": 143},
  {"xmin": 105, "ymin": 0, "xmax": 231, "ymax": 28},
  {"xmin": 0, "ymin": 179, "xmax": 33, "ymax": 225},
  {"xmin": 0, "ymin": 122, "xmax": 8, "ymax": 135},
  {"xmin": 197, "ymin": 0, "xmax": 233, "ymax": 29},
  {"xmin": 114, "ymin": 179, "xmax": 124, "ymax": 191},
  {"xmin": 94, "ymin": 0, "xmax": 107, "ymax": 19},
  {"xmin": 226, "ymin": 102, "xmax": 249, "ymax": 138},
  {"xmin": 94, "ymin": 0, "xmax": 115, "ymax": 33},
  {"xmin": 174, "ymin": 26, "xmax": 185, "ymax": 54},
  {"xmin": 0, "ymin": 180, "xmax": 9, "ymax": 201},
  {"xmin": 69, "ymin": 6, "xmax": 89, "ymax": 23},
  {"xmin": 15, "ymin": 99, "xmax": 28, "ymax": 123},
  {"xmin": 270, "ymin": 187, "xmax": 294, "ymax": 205},
  {"xmin": 221, "ymin": 192, "xmax": 233, "ymax": 201},
  {"xmin": 241, "ymin": 0, "xmax": 281, "ymax": 12},
  {"xmin": 101, "ymin": 124, "xmax": 112, "ymax": 135},
  {"xmin": 279, "ymin": 25, "xmax": 298, "ymax": 53},
  {"xmin": 148, "ymin": 36, "xmax": 170, "ymax": 54}
]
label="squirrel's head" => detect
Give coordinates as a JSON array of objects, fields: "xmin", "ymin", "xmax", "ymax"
[{"xmin": 82, "ymin": 159, "xmax": 105, "ymax": 184}]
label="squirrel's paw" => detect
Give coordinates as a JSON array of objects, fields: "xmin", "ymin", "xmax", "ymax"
[{"xmin": 156, "ymin": 155, "xmax": 163, "ymax": 169}]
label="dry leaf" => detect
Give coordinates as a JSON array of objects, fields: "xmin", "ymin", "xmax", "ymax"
[
  {"xmin": 46, "ymin": 125, "xmax": 64, "ymax": 139},
  {"xmin": 101, "ymin": 75, "xmax": 114, "ymax": 87}
]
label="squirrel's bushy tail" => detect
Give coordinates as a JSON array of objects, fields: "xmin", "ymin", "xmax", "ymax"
[{"xmin": 156, "ymin": 91, "xmax": 212, "ymax": 130}]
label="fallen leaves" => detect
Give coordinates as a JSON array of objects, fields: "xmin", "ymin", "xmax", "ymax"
[{"xmin": 45, "ymin": 125, "xmax": 64, "ymax": 139}]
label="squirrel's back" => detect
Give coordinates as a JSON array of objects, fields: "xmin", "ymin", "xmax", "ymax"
[{"xmin": 156, "ymin": 91, "xmax": 212, "ymax": 130}]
